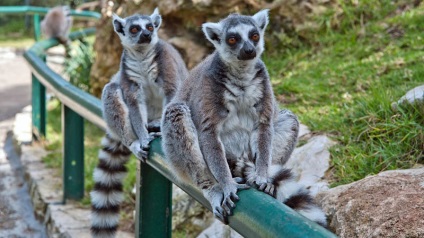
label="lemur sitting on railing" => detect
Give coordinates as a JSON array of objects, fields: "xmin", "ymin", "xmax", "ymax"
[
  {"xmin": 41, "ymin": 6, "xmax": 72, "ymax": 45},
  {"xmin": 161, "ymin": 9, "xmax": 327, "ymax": 227},
  {"xmin": 90, "ymin": 8, "xmax": 188, "ymax": 238}
]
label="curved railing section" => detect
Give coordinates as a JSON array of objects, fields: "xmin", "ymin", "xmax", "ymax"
[
  {"xmin": 0, "ymin": 6, "xmax": 101, "ymax": 18},
  {"xmin": 2, "ymin": 6, "xmax": 337, "ymax": 238}
]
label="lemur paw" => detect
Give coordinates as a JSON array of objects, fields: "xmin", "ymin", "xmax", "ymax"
[
  {"xmin": 137, "ymin": 134, "xmax": 159, "ymax": 162},
  {"xmin": 233, "ymin": 177, "xmax": 246, "ymax": 184},
  {"xmin": 221, "ymin": 182, "xmax": 249, "ymax": 216},
  {"xmin": 205, "ymin": 185, "xmax": 227, "ymax": 224},
  {"xmin": 247, "ymin": 175, "xmax": 275, "ymax": 197},
  {"xmin": 129, "ymin": 141, "xmax": 147, "ymax": 162},
  {"xmin": 204, "ymin": 183, "xmax": 248, "ymax": 224}
]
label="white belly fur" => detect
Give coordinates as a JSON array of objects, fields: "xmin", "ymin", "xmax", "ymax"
[
  {"xmin": 125, "ymin": 50, "xmax": 165, "ymax": 122},
  {"xmin": 219, "ymin": 78, "xmax": 263, "ymax": 161},
  {"xmin": 143, "ymin": 80, "xmax": 165, "ymax": 121}
]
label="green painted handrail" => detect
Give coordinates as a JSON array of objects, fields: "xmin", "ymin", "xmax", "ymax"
[
  {"xmin": 0, "ymin": 6, "xmax": 101, "ymax": 19},
  {"xmin": 11, "ymin": 5, "xmax": 338, "ymax": 238},
  {"xmin": 25, "ymin": 28, "xmax": 105, "ymax": 129}
]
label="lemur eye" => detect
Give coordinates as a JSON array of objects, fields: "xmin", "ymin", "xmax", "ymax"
[
  {"xmin": 228, "ymin": 37, "xmax": 237, "ymax": 45},
  {"xmin": 251, "ymin": 33, "xmax": 260, "ymax": 41},
  {"xmin": 130, "ymin": 27, "xmax": 139, "ymax": 34},
  {"xmin": 147, "ymin": 25, "xmax": 154, "ymax": 31}
]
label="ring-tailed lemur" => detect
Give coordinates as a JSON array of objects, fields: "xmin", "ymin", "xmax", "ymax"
[
  {"xmin": 161, "ymin": 9, "xmax": 327, "ymax": 226},
  {"xmin": 41, "ymin": 5, "xmax": 72, "ymax": 45},
  {"xmin": 90, "ymin": 9, "xmax": 188, "ymax": 237}
]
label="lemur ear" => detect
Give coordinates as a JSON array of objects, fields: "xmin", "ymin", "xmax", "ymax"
[
  {"xmin": 112, "ymin": 13, "xmax": 126, "ymax": 35},
  {"xmin": 150, "ymin": 8, "xmax": 162, "ymax": 28},
  {"xmin": 202, "ymin": 22, "xmax": 222, "ymax": 44},
  {"xmin": 252, "ymin": 9, "xmax": 269, "ymax": 31}
]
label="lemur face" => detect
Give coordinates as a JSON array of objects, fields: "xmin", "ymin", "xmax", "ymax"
[
  {"xmin": 112, "ymin": 8, "xmax": 162, "ymax": 49},
  {"xmin": 202, "ymin": 9, "xmax": 269, "ymax": 62}
]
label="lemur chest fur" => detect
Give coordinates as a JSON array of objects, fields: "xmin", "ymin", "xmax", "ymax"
[
  {"xmin": 219, "ymin": 75, "xmax": 264, "ymax": 159},
  {"xmin": 124, "ymin": 51, "xmax": 165, "ymax": 121}
]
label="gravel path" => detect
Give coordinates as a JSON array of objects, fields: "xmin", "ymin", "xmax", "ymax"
[{"xmin": 0, "ymin": 48, "xmax": 47, "ymax": 238}]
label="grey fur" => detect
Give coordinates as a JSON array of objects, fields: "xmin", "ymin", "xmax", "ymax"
[
  {"xmin": 105, "ymin": 9, "xmax": 188, "ymax": 160},
  {"xmin": 91, "ymin": 9, "xmax": 188, "ymax": 237},
  {"xmin": 162, "ymin": 9, "xmax": 326, "ymax": 226},
  {"xmin": 41, "ymin": 6, "xmax": 72, "ymax": 44}
]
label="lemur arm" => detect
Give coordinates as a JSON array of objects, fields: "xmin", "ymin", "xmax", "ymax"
[
  {"xmin": 254, "ymin": 73, "xmax": 275, "ymax": 181},
  {"xmin": 119, "ymin": 75, "xmax": 149, "ymax": 143},
  {"xmin": 126, "ymin": 88, "xmax": 149, "ymax": 142},
  {"xmin": 198, "ymin": 124, "xmax": 234, "ymax": 187}
]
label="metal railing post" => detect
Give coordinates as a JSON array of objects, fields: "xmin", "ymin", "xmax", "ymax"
[
  {"xmin": 33, "ymin": 13, "xmax": 41, "ymax": 41},
  {"xmin": 31, "ymin": 13, "xmax": 45, "ymax": 140},
  {"xmin": 62, "ymin": 104, "xmax": 85, "ymax": 200},
  {"xmin": 31, "ymin": 73, "xmax": 46, "ymax": 140},
  {"xmin": 135, "ymin": 156, "xmax": 172, "ymax": 238}
]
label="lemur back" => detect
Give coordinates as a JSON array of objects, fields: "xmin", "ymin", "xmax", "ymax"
[
  {"xmin": 90, "ymin": 9, "xmax": 188, "ymax": 238},
  {"xmin": 162, "ymin": 10, "xmax": 326, "ymax": 227},
  {"xmin": 41, "ymin": 5, "xmax": 72, "ymax": 44}
]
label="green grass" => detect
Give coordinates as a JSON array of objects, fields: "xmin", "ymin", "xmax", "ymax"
[
  {"xmin": 0, "ymin": 17, "xmax": 35, "ymax": 47},
  {"xmin": 264, "ymin": 0, "xmax": 424, "ymax": 186}
]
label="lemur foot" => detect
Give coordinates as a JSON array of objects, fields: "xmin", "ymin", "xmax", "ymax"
[
  {"xmin": 138, "ymin": 134, "xmax": 160, "ymax": 162},
  {"xmin": 233, "ymin": 177, "xmax": 246, "ymax": 184},
  {"xmin": 220, "ymin": 182, "xmax": 249, "ymax": 219},
  {"xmin": 204, "ymin": 185, "xmax": 227, "ymax": 223},
  {"xmin": 129, "ymin": 141, "xmax": 147, "ymax": 162},
  {"xmin": 247, "ymin": 174, "xmax": 275, "ymax": 197}
]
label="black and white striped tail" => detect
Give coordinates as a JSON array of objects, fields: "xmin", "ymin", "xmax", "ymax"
[
  {"xmin": 90, "ymin": 134, "xmax": 132, "ymax": 238},
  {"xmin": 235, "ymin": 161, "xmax": 327, "ymax": 227}
]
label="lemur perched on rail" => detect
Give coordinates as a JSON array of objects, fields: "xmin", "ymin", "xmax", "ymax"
[
  {"xmin": 41, "ymin": 5, "xmax": 72, "ymax": 45},
  {"xmin": 161, "ymin": 9, "xmax": 327, "ymax": 226},
  {"xmin": 90, "ymin": 8, "xmax": 188, "ymax": 238}
]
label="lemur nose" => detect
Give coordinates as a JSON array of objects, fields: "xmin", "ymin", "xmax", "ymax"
[
  {"xmin": 143, "ymin": 31, "xmax": 151, "ymax": 37},
  {"xmin": 244, "ymin": 48, "xmax": 254, "ymax": 55}
]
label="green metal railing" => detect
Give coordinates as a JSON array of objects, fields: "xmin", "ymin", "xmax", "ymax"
[{"xmin": 2, "ymin": 6, "xmax": 337, "ymax": 238}]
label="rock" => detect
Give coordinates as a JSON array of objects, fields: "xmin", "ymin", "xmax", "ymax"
[
  {"xmin": 287, "ymin": 134, "xmax": 336, "ymax": 196},
  {"xmin": 172, "ymin": 185, "xmax": 214, "ymax": 236},
  {"xmin": 392, "ymin": 85, "xmax": 424, "ymax": 110},
  {"xmin": 316, "ymin": 168, "xmax": 424, "ymax": 238},
  {"xmin": 298, "ymin": 123, "xmax": 311, "ymax": 139},
  {"xmin": 197, "ymin": 220, "xmax": 243, "ymax": 238}
]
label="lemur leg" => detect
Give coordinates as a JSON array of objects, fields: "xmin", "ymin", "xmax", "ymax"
[
  {"xmin": 162, "ymin": 102, "xmax": 245, "ymax": 223},
  {"xmin": 236, "ymin": 109, "xmax": 299, "ymax": 196},
  {"xmin": 271, "ymin": 109, "xmax": 300, "ymax": 165},
  {"xmin": 268, "ymin": 109, "xmax": 327, "ymax": 227},
  {"xmin": 102, "ymin": 82, "xmax": 146, "ymax": 160}
]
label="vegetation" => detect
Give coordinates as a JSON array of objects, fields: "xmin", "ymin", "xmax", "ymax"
[
  {"xmin": 265, "ymin": 0, "xmax": 423, "ymax": 186},
  {"xmin": 63, "ymin": 38, "xmax": 95, "ymax": 92}
]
